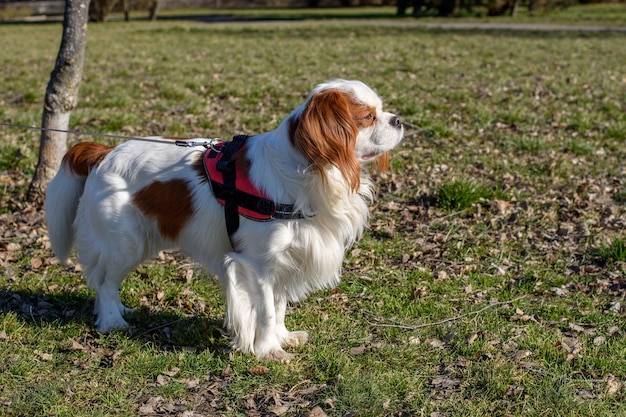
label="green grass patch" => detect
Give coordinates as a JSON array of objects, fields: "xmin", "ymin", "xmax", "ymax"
[
  {"xmin": 596, "ymin": 237, "xmax": 626, "ymax": 265},
  {"xmin": 436, "ymin": 179, "xmax": 499, "ymax": 211}
]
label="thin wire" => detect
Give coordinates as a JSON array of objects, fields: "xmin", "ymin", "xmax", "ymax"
[{"xmin": 0, "ymin": 122, "xmax": 221, "ymax": 146}]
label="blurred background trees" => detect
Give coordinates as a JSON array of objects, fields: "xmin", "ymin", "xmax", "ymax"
[
  {"xmin": 396, "ymin": 0, "xmax": 582, "ymax": 17},
  {"xmin": 0, "ymin": 0, "xmax": 619, "ymax": 24}
]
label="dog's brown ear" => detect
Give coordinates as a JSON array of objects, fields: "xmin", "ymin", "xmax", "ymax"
[
  {"xmin": 290, "ymin": 89, "xmax": 360, "ymax": 192},
  {"xmin": 371, "ymin": 152, "xmax": 389, "ymax": 173}
]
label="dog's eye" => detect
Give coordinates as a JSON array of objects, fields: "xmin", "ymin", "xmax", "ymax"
[{"xmin": 363, "ymin": 113, "xmax": 374, "ymax": 121}]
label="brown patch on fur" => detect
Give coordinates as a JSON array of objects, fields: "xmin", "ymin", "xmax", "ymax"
[
  {"xmin": 132, "ymin": 179, "xmax": 194, "ymax": 240},
  {"xmin": 192, "ymin": 153, "xmax": 208, "ymax": 183},
  {"xmin": 371, "ymin": 152, "xmax": 390, "ymax": 172},
  {"xmin": 232, "ymin": 146, "xmax": 251, "ymax": 177},
  {"xmin": 290, "ymin": 89, "xmax": 361, "ymax": 192},
  {"xmin": 63, "ymin": 142, "xmax": 115, "ymax": 177}
]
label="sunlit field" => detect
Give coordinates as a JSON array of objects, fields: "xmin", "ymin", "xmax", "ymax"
[{"xmin": 1, "ymin": 10, "xmax": 625, "ymax": 416}]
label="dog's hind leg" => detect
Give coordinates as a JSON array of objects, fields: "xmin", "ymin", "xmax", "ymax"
[
  {"xmin": 74, "ymin": 188, "xmax": 143, "ymax": 333},
  {"xmin": 220, "ymin": 256, "xmax": 256, "ymax": 354},
  {"xmin": 81, "ymin": 252, "xmax": 136, "ymax": 333}
]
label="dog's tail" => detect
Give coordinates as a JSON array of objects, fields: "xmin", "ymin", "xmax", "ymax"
[{"xmin": 44, "ymin": 142, "xmax": 114, "ymax": 264}]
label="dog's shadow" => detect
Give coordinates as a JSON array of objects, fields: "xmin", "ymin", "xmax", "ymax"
[{"xmin": 0, "ymin": 287, "xmax": 229, "ymax": 353}]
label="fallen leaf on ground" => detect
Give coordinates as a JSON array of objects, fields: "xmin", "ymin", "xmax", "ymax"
[
  {"xmin": 305, "ymin": 406, "xmax": 328, "ymax": 417},
  {"xmin": 249, "ymin": 365, "xmax": 270, "ymax": 376}
]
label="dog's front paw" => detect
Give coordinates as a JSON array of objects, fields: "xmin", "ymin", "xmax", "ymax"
[
  {"xmin": 281, "ymin": 331, "xmax": 309, "ymax": 348},
  {"xmin": 257, "ymin": 348, "xmax": 294, "ymax": 363},
  {"xmin": 95, "ymin": 315, "xmax": 129, "ymax": 334}
]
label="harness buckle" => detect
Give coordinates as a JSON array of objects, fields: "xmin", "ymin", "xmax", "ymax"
[
  {"xmin": 209, "ymin": 142, "xmax": 223, "ymax": 153},
  {"xmin": 256, "ymin": 199, "xmax": 274, "ymax": 215}
]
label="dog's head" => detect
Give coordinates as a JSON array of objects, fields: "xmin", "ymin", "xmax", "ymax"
[{"xmin": 289, "ymin": 79, "xmax": 403, "ymax": 192}]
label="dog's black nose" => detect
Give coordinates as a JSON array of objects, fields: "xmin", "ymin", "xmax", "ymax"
[{"xmin": 390, "ymin": 116, "xmax": 401, "ymax": 128}]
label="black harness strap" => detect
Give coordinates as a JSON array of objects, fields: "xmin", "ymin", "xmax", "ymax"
[{"xmin": 214, "ymin": 135, "xmax": 248, "ymax": 245}]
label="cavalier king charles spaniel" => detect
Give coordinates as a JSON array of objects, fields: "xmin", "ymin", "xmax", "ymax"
[{"xmin": 45, "ymin": 79, "xmax": 403, "ymax": 361}]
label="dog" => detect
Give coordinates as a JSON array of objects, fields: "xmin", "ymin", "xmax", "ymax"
[{"xmin": 45, "ymin": 79, "xmax": 403, "ymax": 361}]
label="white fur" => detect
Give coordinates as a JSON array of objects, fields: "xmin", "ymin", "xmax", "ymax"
[{"xmin": 45, "ymin": 79, "xmax": 403, "ymax": 361}]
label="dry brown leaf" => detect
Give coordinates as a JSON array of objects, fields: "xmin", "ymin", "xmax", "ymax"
[
  {"xmin": 183, "ymin": 376, "xmax": 199, "ymax": 389},
  {"xmin": 349, "ymin": 346, "xmax": 367, "ymax": 355},
  {"xmin": 249, "ymin": 365, "xmax": 270, "ymax": 376},
  {"xmin": 607, "ymin": 301, "xmax": 621, "ymax": 314},
  {"xmin": 139, "ymin": 396, "xmax": 162, "ymax": 415},
  {"xmin": 30, "ymin": 257, "xmax": 43, "ymax": 269},
  {"xmin": 35, "ymin": 350, "xmax": 53, "ymax": 361},
  {"xmin": 578, "ymin": 390, "xmax": 596, "ymax": 401},
  {"xmin": 70, "ymin": 339, "xmax": 85, "ymax": 351},
  {"xmin": 505, "ymin": 384, "xmax": 524, "ymax": 397},
  {"xmin": 156, "ymin": 374, "xmax": 168, "ymax": 386},
  {"xmin": 184, "ymin": 269, "xmax": 194, "ymax": 283},
  {"xmin": 305, "ymin": 406, "xmax": 328, "ymax": 417},
  {"xmin": 502, "ymin": 340, "xmax": 518, "ymax": 352},
  {"xmin": 431, "ymin": 375, "xmax": 461, "ymax": 389},
  {"xmin": 605, "ymin": 375, "xmax": 622, "ymax": 397},
  {"xmin": 5, "ymin": 242, "xmax": 20, "ymax": 252},
  {"xmin": 162, "ymin": 367, "xmax": 180, "ymax": 377},
  {"xmin": 427, "ymin": 338, "xmax": 445, "ymax": 349},
  {"xmin": 467, "ymin": 332, "xmax": 479, "ymax": 345},
  {"xmin": 507, "ymin": 350, "xmax": 533, "ymax": 362},
  {"xmin": 269, "ymin": 404, "xmax": 291, "ymax": 416},
  {"xmin": 593, "ymin": 336, "xmax": 606, "ymax": 346}
]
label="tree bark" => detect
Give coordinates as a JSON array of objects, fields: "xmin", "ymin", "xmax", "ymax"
[
  {"xmin": 27, "ymin": 0, "xmax": 90, "ymax": 206},
  {"xmin": 397, "ymin": 0, "xmax": 409, "ymax": 15},
  {"xmin": 148, "ymin": 0, "xmax": 160, "ymax": 21},
  {"xmin": 438, "ymin": 0, "xmax": 456, "ymax": 16},
  {"xmin": 511, "ymin": 0, "xmax": 520, "ymax": 16},
  {"xmin": 123, "ymin": 0, "xmax": 130, "ymax": 21}
]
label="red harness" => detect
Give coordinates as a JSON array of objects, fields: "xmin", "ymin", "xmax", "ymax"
[
  {"xmin": 204, "ymin": 141, "xmax": 273, "ymax": 221},
  {"xmin": 202, "ymin": 136, "xmax": 304, "ymax": 243}
]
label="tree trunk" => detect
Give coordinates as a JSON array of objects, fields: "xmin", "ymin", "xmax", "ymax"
[
  {"xmin": 438, "ymin": 0, "xmax": 456, "ymax": 16},
  {"xmin": 123, "ymin": 0, "xmax": 130, "ymax": 21},
  {"xmin": 412, "ymin": 0, "xmax": 425, "ymax": 16},
  {"xmin": 397, "ymin": 0, "xmax": 409, "ymax": 15},
  {"xmin": 148, "ymin": 0, "xmax": 160, "ymax": 21},
  {"xmin": 27, "ymin": 0, "xmax": 90, "ymax": 206},
  {"xmin": 89, "ymin": 0, "xmax": 119, "ymax": 22},
  {"xmin": 511, "ymin": 0, "xmax": 520, "ymax": 16}
]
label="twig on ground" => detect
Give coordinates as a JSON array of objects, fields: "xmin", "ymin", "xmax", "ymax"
[
  {"xmin": 133, "ymin": 317, "xmax": 187, "ymax": 339},
  {"xmin": 367, "ymin": 295, "xmax": 527, "ymax": 330}
]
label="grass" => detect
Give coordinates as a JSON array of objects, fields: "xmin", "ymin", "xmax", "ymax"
[
  {"xmin": 597, "ymin": 238, "xmax": 626, "ymax": 265},
  {"xmin": 1, "ymin": 6, "xmax": 626, "ymax": 417},
  {"xmin": 436, "ymin": 179, "xmax": 498, "ymax": 211}
]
